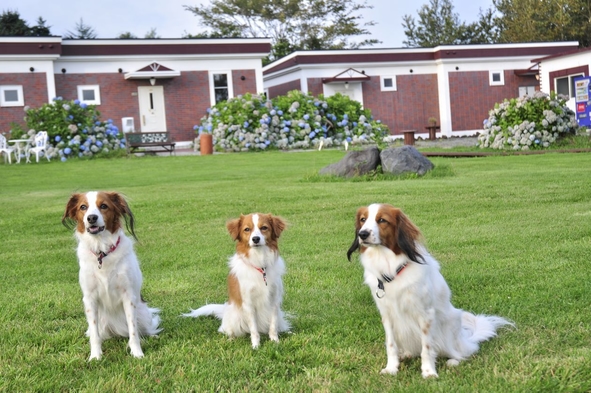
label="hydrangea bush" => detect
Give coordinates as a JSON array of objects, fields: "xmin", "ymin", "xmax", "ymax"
[
  {"xmin": 195, "ymin": 90, "xmax": 389, "ymax": 152},
  {"xmin": 478, "ymin": 91, "xmax": 580, "ymax": 150},
  {"xmin": 12, "ymin": 97, "xmax": 126, "ymax": 161}
]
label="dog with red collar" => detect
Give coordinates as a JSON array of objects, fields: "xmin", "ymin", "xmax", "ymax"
[{"xmin": 62, "ymin": 191, "xmax": 161, "ymax": 360}]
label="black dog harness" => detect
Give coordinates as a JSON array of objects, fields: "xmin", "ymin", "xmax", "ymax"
[{"xmin": 376, "ymin": 261, "xmax": 408, "ymax": 299}]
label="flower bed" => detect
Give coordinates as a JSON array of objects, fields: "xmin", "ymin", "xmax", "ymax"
[
  {"xmin": 195, "ymin": 91, "xmax": 389, "ymax": 152},
  {"xmin": 12, "ymin": 97, "xmax": 126, "ymax": 161},
  {"xmin": 478, "ymin": 91, "xmax": 580, "ymax": 150}
]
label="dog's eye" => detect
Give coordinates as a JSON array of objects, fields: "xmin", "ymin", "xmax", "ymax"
[
  {"xmin": 378, "ymin": 218, "xmax": 387, "ymax": 224},
  {"xmin": 99, "ymin": 204, "xmax": 108, "ymax": 210},
  {"xmin": 244, "ymin": 227, "xmax": 251, "ymax": 232},
  {"xmin": 360, "ymin": 217, "xmax": 366, "ymax": 223},
  {"xmin": 80, "ymin": 205, "xmax": 87, "ymax": 211},
  {"xmin": 260, "ymin": 226, "xmax": 268, "ymax": 231}
]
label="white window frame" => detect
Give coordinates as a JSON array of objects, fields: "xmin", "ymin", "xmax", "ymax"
[
  {"xmin": 381, "ymin": 75, "xmax": 397, "ymax": 91},
  {"xmin": 489, "ymin": 70, "xmax": 505, "ymax": 86},
  {"xmin": 554, "ymin": 73, "xmax": 585, "ymax": 98},
  {"xmin": 208, "ymin": 71, "xmax": 234, "ymax": 107},
  {"xmin": 0, "ymin": 85, "xmax": 24, "ymax": 107},
  {"xmin": 77, "ymin": 85, "xmax": 101, "ymax": 105},
  {"xmin": 518, "ymin": 86, "xmax": 536, "ymax": 98}
]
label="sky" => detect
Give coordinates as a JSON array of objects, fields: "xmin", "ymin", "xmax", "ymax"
[{"xmin": 4, "ymin": 0, "xmax": 494, "ymax": 48}]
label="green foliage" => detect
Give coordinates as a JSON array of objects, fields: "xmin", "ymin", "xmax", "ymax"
[
  {"xmin": 402, "ymin": 0, "xmax": 498, "ymax": 47},
  {"xmin": 195, "ymin": 90, "xmax": 389, "ymax": 151},
  {"xmin": 184, "ymin": 0, "xmax": 379, "ymax": 63},
  {"xmin": 0, "ymin": 10, "xmax": 51, "ymax": 36},
  {"xmin": 19, "ymin": 98, "xmax": 126, "ymax": 160},
  {"xmin": 64, "ymin": 18, "xmax": 97, "ymax": 39},
  {"xmin": 493, "ymin": 0, "xmax": 591, "ymax": 47},
  {"xmin": 478, "ymin": 91, "xmax": 580, "ymax": 150}
]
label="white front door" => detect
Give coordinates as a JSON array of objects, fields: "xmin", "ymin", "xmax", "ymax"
[{"xmin": 138, "ymin": 86, "xmax": 166, "ymax": 132}]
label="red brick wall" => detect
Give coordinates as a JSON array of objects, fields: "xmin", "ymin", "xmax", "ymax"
[
  {"xmin": 232, "ymin": 69, "xmax": 257, "ymax": 96},
  {"xmin": 362, "ymin": 74, "xmax": 440, "ymax": 135},
  {"xmin": 55, "ymin": 71, "xmax": 212, "ymax": 142},
  {"xmin": 268, "ymin": 80, "xmax": 301, "ymax": 98},
  {"xmin": 307, "ymin": 78, "xmax": 323, "ymax": 97},
  {"xmin": 449, "ymin": 70, "xmax": 537, "ymax": 130},
  {"xmin": 0, "ymin": 72, "xmax": 48, "ymax": 133}
]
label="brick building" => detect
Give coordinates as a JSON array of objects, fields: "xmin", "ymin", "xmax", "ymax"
[
  {"xmin": 262, "ymin": 42, "xmax": 579, "ymax": 138},
  {"xmin": 0, "ymin": 37, "xmax": 271, "ymax": 145}
]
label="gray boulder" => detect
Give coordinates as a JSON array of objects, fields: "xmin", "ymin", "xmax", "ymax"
[
  {"xmin": 319, "ymin": 147, "xmax": 380, "ymax": 177},
  {"xmin": 380, "ymin": 145, "xmax": 434, "ymax": 176}
]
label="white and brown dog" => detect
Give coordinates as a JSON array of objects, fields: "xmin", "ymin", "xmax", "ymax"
[
  {"xmin": 347, "ymin": 203, "xmax": 512, "ymax": 378},
  {"xmin": 62, "ymin": 191, "xmax": 161, "ymax": 360},
  {"xmin": 184, "ymin": 213, "xmax": 290, "ymax": 348}
]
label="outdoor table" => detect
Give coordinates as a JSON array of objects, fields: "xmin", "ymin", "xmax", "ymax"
[{"xmin": 8, "ymin": 139, "xmax": 32, "ymax": 163}]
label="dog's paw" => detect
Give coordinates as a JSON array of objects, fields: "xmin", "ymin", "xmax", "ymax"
[
  {"xmin": 130, "ymin": 347, "xmax": 145, "ymax": 358},
  {"xmin": 421, "ymin": 368, "xmax": 438, "ymax": 379},
  {"xmin": 446, "ymin": 359, "xmax": 460, "ymax": 367},
  {"xmin": 251, "ymin": 334, "xmax": 260, "ymax": 349},
  {"xmin": 379, "ymin": 367, "xmax": 398, "ymax": 375},
  {"xmin": 88, "ymin": 352, "xmax": 102, "ymax": 361},
  {"xmin": 269, "ymin": 333, "xmax": 279, "ymax": 343}
]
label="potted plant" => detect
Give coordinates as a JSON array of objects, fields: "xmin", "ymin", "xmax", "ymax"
[{"xmin": 194, "ymin": 125, "xmax": 213, "ymax": 155}]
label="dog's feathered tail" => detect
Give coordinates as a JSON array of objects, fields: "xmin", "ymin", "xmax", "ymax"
[
  {"xmin": 462, "ymin": 312, "xmax": 514, "ymax": 344},
  {"xmin": 182, "ymin": 304, "xmax": 227, "ymax": 319}
]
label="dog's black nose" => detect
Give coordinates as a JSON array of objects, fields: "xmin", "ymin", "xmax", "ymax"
[
  {"xmin": 358, "ymin": 230, "xmax": 370, "ymax": 240},
  {"xmin": 87, "ymin": 214, "xmax": 98, "ymax": 224},
  {"xmin": 252, "ymin": 236, "xmax": 260, "ymax": 244}
]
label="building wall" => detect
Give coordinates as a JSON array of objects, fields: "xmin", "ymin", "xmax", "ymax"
[
  {"xmin": 307, "ymin": 78, "xmax": 323, "ymax": 97},
  {"xmin": 232, "ymin": 69, "xmax": 258, "ymax": 96},
  {"xmin": 362, "ymin": 73, "xmax": 440, "ymax": 134},
  {"xmin": 449, "ymin": 70, "xmax": 537, "ymax": 130},
  {"xmin": 267, "ymin": 80, "xmax": 301, "ymax": 98},
  {"xmin": 0, "ymin": 72, "xmax": 48, "ymax": 132}
]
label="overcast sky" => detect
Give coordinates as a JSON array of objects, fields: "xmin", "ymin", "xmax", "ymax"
[{"xmin": 4, "ymin": 0, "xmax": 493, "ymax": 47}]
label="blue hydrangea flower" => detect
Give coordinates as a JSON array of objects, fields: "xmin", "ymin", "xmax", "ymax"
[
  {"xmin": 64, "ymin": 147, "xmax": 72, "ymax": 155},
  {"xmin": 96, "ymin": 141, "xmax": 103, "ymax": 147},
  {"xmin": 55, "ymin": 135, "xmax": 61, "ymax": 142},
  {"xmin": 277, "ymin": 110, "xmax": 283, "ymax": 116},
  {"xmin": 61, "ymin": 157, "xmax": 67, "ymax": 162},
  {"xmin": 283, "ymin": 127, "xmax": 289, "ymax": 132},
  {"xmin": 309, "ymin": 131, "xmax": 316, "ymax": 138},
  {"xmin": 80, "ymin": 103, "xmax": 87, "ymax": 109},
  {"xmin": 74, "ymin": 99, "xmax": 80, "ymax": 105},
  {"xmin": 346, "ymin": 137, "xmax": 352, "ymax": 142},
  {"xmin": 303, "ymin": 114, "xmax": 310, "ymax": 120},
  {"xmin": 270, "ymin": 110, "xmax": 276, "ymax": 116}
]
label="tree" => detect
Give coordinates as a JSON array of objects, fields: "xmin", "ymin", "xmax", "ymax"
[
  {"xmin": 64, "ymin": 18, "xmax": 97, "ymax": 39},
  {"xmin": 492, "ymin": 0, "xmax": 591, "ymax": 47},
  {"xmin": 0, "ymin": 10, "xmax": 51, "ymax": 36},
  {"xmin": 144, "ymin": 28, "xmax": 160, "ymax": 39},
  {"xmin": 184, "ymin": 0, "xmax": 379, "ymax": 62},
  {"xmin": 118, "ymin": 31, "xmax": 138, "ymax": 39},
  {"xmin": 402, "ymin": 0, "xmax": 498, "ymax": 47}
]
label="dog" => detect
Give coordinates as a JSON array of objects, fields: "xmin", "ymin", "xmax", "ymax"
[
  {"xmin": 347, "ymin": 203, "xmax": 512, "ymax": 378},
  {"xmin": 62, "ymin": 191, "xmax": 161, "ymax": 360},
  {"xmin": 183, "ymin": 213, "xmax": 290, "ymax": 348}
]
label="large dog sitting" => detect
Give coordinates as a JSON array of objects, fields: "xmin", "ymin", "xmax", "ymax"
[
  {"xmin": 347, "ymin": 203, "xmax": 512, "ymax": 378},
  {"xmin": 62, "ymin": 191, "xmax": 161, "ymax": 360},
  {"xmin": 183, "ymin": 213, "xmax": 290, "ymax": 348}
]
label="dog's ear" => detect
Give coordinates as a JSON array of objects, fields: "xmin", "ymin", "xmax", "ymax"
[
  {"xmin": 270, "ymin": 215, "xmax": 286, "ymax": 238},
  {"xmin": 226, "ymin": 215, "xmax": 242, "ymax": 241},
  {"xmin": 62, "ymin": 193, "xmax": 81, "ymax": 229},
  {"xmin": 107, "ymin": 192, "xmax": 137, "ymax": 240},
  {"xmin": 394, "ymin": 211, "xmax": 424, "ymax": 264},
  {"xmin": 347, "ymin": 207, "xmax": 364, "ymax": 261}
]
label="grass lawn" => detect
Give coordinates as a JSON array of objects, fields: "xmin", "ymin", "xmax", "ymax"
[{"xmin": 1, "ymin": 149, "xmax": 590, "ymax": 392}]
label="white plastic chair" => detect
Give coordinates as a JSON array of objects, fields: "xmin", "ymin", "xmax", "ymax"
[
  {"xmin": 0, "ymin": 134, "xmax": 15, "ymax": 164},
  {"xmin": 29, "ymin": 131, "xmax": 50, "ymax": 162}
]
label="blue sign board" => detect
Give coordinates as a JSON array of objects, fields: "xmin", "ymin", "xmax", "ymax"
[{"xmin": 574, "ymin": 76, "xmax": 591, "ymax": 127}]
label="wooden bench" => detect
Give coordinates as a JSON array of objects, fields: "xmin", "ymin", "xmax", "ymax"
[{"xmin": 125, "ymin": 132, "xmax": 176, "ymax": 155}]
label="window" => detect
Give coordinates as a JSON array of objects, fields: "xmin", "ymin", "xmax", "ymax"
[
  {"xmin": 77, "ymin": 85, "xmax": 101, "ymax": 105},
  {"xmin": 489, "ymin": 70, "xmax": 504, "ymax": 86},
  {"xmin": 381, "ymin": 76, "xmax": 397, "ymax": 91},
  {"xmin": 208, "ymin": 72, "xmax": 234, "ymax": 106},
  {"xmin": 555, "ymin": 73, "xmax": 584, "ymax": 98},
  {"xmin": 0, "ymin": 85, "xmax": 24, "ymax": 107}
]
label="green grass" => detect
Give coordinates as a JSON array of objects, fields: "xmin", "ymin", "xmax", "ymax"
[{"xmin": 1, "ymin": 150, "xmax": 591, "ymax": 392}]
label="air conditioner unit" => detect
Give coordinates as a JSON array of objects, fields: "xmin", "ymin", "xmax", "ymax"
[{"xmin": 122, "ymin": 117, "xmax": 135, "ymax": 133}]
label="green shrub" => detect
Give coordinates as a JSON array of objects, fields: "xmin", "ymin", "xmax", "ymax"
[
  {"xmin": 478, "ymin": 91, "xmax": 581, "ymax": 150},
  {"xmin": 18, "ymin": 98, "xmax": 126, "ymax": 161},
  {"xmin": 195, "ymin": 91, "xmax": 389, "ymax": 152}
]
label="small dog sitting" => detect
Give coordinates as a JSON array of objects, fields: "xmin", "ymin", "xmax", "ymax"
[
  {"xmin": 347, "ymin": 203, "xmax": 512, "ymax": 378},
  {"xmin": 184, "ymin": 213, "xmax": 290, "ymax": 348},
  {"xmin": 62, "ymin": 191, "xmax": 161, "ymax": 360}
]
